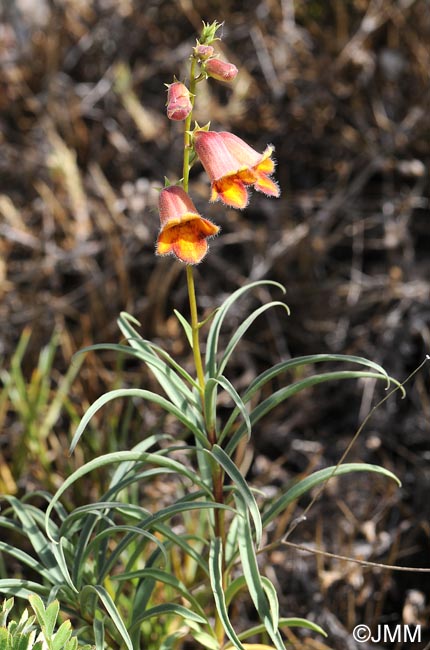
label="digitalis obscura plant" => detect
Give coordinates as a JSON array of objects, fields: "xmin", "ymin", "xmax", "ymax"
[{"xmin": 0, "ymin": 21, "xmax": 404, "ymax": 650}]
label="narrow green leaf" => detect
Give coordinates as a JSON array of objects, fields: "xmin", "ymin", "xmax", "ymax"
[
  {"xmin": 93, "ymin": 617, "xmax": 104, "ymax": 650},
  {"xmin": 245, "ymin": 354, "xmax": 393, "ymax": 399},
  {"xmin": 77, "ymin": 341, "xmax": 200, "ymax": 409},
  {"xmin": 95, "ymin": 501, "xmax": 232, "ymax": 583},
  {"xmin": 174, "ymin": 309, "xmax": 193, "ymax": 348},
  {"xmin": 129, "ymin": 603, "xmax": 206, "ymax": 632},
  {"xmin": 144, "ymin": 341, "xmax": 200, "ymax": 390},
  {"xmin": 218, "ymin": 301, "xmax": 289, "ymax": 376},
  {"xmin": 0, "ymin": 542, "xmax": 54, "ymax": 583},
  {"xmin": 154, "ymin": 523, "xmax": 210, "ymax": 576},
  {"xmin": 111, "ymin": 568, "xmax": 207, "ymax": 621},
  {"xmin": 117, "ymin": 310, "xmax": 141, "ymax": 328},
  {"xmin": 225, "ymin": 514, "xmax": 239, "ymax": 566},
  {"xmin": 118, "ymin": 312, "xmax": 200, "ymax": 408},
  {"xmin": 236, "ymin": 499, "xmax": 285, "ymax": 650},
  {"xmin": 51, "ymin": 538, "xmax": 78, "ymax": 593},
  {"xmin": 204, "ymin": 377, "xmax": 219, "ymax": 436},
  {"xmin": 209, "ymin": 538, "xmax": 245, "ymax": 650},
  {"xmin": 263, "ymin": 463, "xmax": 401, "ymax": 527},
  {"xmin": 214, "ymin": 376, "xmax": 251, "ymax": 442},
  {"xmin": 69, "ymin": 388, "xmax": 208, "ymax": 454},
  {"xmin": 206, "ymin": 281, "xmax": 286, "ymax": 377},
  {"xmin": 159, "ymin": 629, "xmax": 189, "ymax": 650},
  {"xmin": 187, "ymin": 620, "xmax": 220, "ymax": 650},
  {"xmin": 45, "ymin": 450, "xmax": 213, "ymax": 541},
  {"xmin": 2, "ymin": 497, "xmax": 63, "ymax": 583},
  {"xmin": 224, "ymin": 576, "xmax": 247, "ymax": 607},
  {"xmin": 0, "ymin": 580, "xmax": 50, "ymax": 598},
  {"xmin": 71, "ymin": 438, "xmax": 171, "ymax": 585},
  {"xmin": 81, "ymin": 585, "xmax": 133, "ymax": 650},
  {"xmin": 107, "ymin": 434, "xmax": 172, "ymax": 489},
  {"xmin": 224, "ymin": 575, "xmax": 282, "ymax": 634},
  {"xmin": 279, "ymin": 618, "xmax": 327, "ymax": 637},
  {"xmin": 210, "ymin": 445, "xmax": 262, "ymax": 548},
  {"xmin": 225, "ymin": 371, "xmax": 402, "ymax": 456},
  {"xmin": 82, "ymin": 524, "xmax": 169, "ymax": 579},
  {"xmin": 261, "ymin": 577, "xmax": 279, "ymax": 631},
  {"xmin": 237, "ymin": 618, "xmax": 327, "ymax": 640}
]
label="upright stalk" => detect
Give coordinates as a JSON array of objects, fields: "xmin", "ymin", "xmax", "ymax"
[
  {"xmin": 186, "ymin": 265, "xmax": 205, "ymax": 400},
  {"xmin": 182, "ymin": 57, "xmax": 206, "ymax": 403},
  {"xmin": 182, "ymin": 56, "xmax": 197, "ymax": 192},
  {"xmin": 182, "ymin": 52, "xmax": 226, "ymax": 646}
]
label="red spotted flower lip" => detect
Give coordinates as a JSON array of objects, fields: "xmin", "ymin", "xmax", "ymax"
[{"xmin": 156, "ymin": 186, "xmax": 219, "ymax": 264}]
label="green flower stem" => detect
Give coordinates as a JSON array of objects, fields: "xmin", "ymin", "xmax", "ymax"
[
  {"xmin": 186, "ymin": 265, "xmax": 206, "ymax": 402},
  {"xmin": 182, "ymin": 50, "xmax": 226, "ymax": 647},
  {"xmin": 182, "ymin": 56, "xmax": 197, "ymax": 192},
  {"xmin": 182, "ymin": 57, "xmax": 207, "ymax": 406}
]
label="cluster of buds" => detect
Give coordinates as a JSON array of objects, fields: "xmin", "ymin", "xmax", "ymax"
[
  {"xmin": 194, "ymin": 42, "xmax": 238, "ymax": 83},
  {"xmin": 166, "ymin": 27, "xmax": 238, "ymax": 124},
  {"xmin": 158, "ymin": 21, "xmax": 280, "ymax": 264}
]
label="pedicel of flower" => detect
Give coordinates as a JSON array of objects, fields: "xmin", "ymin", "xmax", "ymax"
[{"xmin": 156, "ymin": 185, "xmax": 219, "ymax": 264}]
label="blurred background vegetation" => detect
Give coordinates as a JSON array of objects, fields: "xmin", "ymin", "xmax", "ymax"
[{"xmin": 1, "ymin": 0, "xmax": 429, "ymax": 647}]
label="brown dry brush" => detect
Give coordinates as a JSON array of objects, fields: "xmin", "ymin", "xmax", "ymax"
[{"xmin": 1, "ymin": 0, "xmax": 430, "ymax": 646}]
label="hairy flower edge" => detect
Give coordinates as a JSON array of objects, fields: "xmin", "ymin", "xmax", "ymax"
[
  {"xmin": 194, "ymin": 130, "xmax": 280, "ymax": 208},
  {"xmin": 157, "ymin": 186, "xmax": 219, "ymax": 264}
]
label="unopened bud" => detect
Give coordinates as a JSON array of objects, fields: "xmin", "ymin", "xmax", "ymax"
[
  {"xmin": 199, "ymin": 20, "xmax": 222, "ymax": 45},
  {"xmin": 166, "ymin": 82, "xmax": 192, "ymax": 121},
  {"xmin": 205, "ymin": 58, "xmax": 238, "ymax": 83},
  {"xmin": 194, "ymin": 44, "xmax": 215, "ymax": 60}
]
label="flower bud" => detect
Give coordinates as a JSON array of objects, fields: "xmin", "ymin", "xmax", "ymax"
[
  {"xmin": 166, "ymin": 82, "xmax": 192, "ymax": 121},
  {"xmin": 205, "ymin": 58, "xmax": 238, "ymax": 83},
  {"xmin": 194, "ymin": 44, "xmax": 215, "ymax": 60}
]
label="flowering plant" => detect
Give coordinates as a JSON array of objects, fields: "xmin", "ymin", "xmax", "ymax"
[{"xmin": 0, "ymin": 21, "xmax": 404, "ymax": 650}]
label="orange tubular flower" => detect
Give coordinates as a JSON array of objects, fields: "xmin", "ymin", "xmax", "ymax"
[
  {"xmin": 194, "ymin": 130, "xmax": 257, "ymax": 209},
  {"xmin": 218, "ymin": 131, "xmax": 280, "ymax": 198},
  {"xmin": 156, "ymin": 186, "xmax": 219, "ymax": 264}
]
